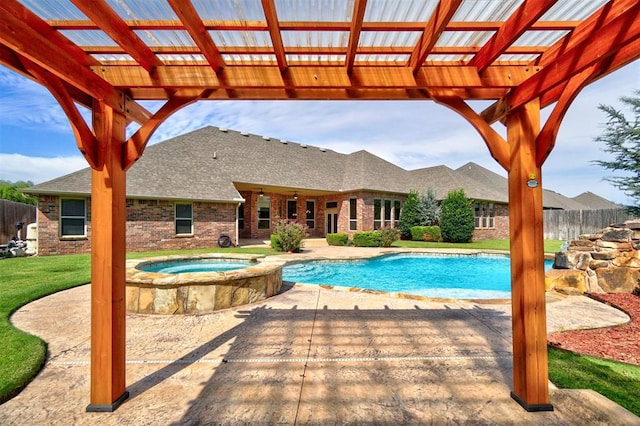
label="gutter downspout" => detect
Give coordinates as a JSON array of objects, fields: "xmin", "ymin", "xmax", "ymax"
[{"xmin": 236, "ymin": 202, "xmax": 241, "ymax": 246}]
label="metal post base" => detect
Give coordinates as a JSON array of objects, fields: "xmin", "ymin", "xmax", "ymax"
[{"xmin": 86, "ymin": 391, "xmax": 129, "ymax": 412}]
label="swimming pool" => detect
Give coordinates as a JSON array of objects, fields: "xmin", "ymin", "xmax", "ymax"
[{"xmin": 282, "ymin": 253, "xmax": 554, "ymax": 299}]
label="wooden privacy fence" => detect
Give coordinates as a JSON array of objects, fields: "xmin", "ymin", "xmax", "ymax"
[
  {"xmin": 543, "ymin": 208, "xmax": 638, "ymax": 241},
  {"xmin": 0, "ymin": 199, "xmax": 36, "ymax": 243}
]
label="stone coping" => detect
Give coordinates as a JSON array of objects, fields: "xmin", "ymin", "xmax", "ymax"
[{"xmin": 127, "ymin": 253, "xmax": 286, "ymax": 288}]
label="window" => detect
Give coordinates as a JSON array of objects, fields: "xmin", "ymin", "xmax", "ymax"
[
  {"xmin": 238, "ymin": 203, "xmax": 244, "ymax": 229},
  {"xmin": 374, "ymin": 198, "xmax": 382, "ymax": 229},
  {"xmin": 60, "ymin": 198, "xmax": 86, "ymax": 237},
  {"xmin": 474, "ymin": 202, "xmax": 495, "ymax": 229},
  {"xmin": 258, "ymin": 196, "xmax": 271, "ymax": 230},
  {"xmin": 326, "ymin": 201, "xmax": 338, "ymax": 209},
  {"xmin": 394, "ymin": 200, "xmax": 401, "ymax": 226},
  {"xmin": 287, "ymin": 199, "xmax": 297, "ymax": 220},
  {"xmin": 384, "ymin": 199, "xmax": 392, "ymax": 226},
  {"xmin": 306, "ymin": 200, "xmax": 315, "ymax": 229},
  {"xmin": 349, "ymin": 198, "xmax": 357, "ymax": 231},
  {"xmin": 175, "ymin": 203, "xmax": 193, "ymax": 235}
]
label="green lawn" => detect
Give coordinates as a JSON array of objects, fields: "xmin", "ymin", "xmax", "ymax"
[
  {"xmin": 392, "ymin": 238, "xmax": 563, "ymax": 254},
  {"xmin": 548, "ymin": 347, "xmax": 640, "ymax": 416}
]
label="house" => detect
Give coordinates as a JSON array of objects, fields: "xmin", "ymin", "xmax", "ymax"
[{"xmin": 25, "ymin": 126, "xmax": 617, "ymax": 255}]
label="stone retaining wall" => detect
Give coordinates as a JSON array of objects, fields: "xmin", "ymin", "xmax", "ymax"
[
  {"xmin": 545, "ymin": 220, "xmax": 640, "ymax": 295},
  {"xmin": 126, "ymin": 254, "xmax": 285, "ymax": 314}
]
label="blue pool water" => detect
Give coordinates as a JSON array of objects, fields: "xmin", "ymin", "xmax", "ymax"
[
  {"xmin": 140, "ymin": 260, "xmax": 252, "ymax": 274},
  {"xmin": 282, "ymin": 254, "xmax": 554, "ymax": 299}
]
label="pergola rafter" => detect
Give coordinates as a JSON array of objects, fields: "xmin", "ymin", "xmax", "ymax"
[{"xmin": 1, "ymin": 0, "xmax": 638, "ymax": 415}]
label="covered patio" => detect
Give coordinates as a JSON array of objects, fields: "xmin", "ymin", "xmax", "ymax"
[{"xmin": 1, "ymin": 0, "xmax": 639, "ymax": 415}]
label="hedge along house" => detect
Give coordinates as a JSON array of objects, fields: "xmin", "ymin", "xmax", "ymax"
[
  {"xmin": 2, "ymin": 0, "xmax": 639, "ymax": 415},
  {"xmin": 24, "ymin": 125, "xmax": 606, "ymax": 255}
]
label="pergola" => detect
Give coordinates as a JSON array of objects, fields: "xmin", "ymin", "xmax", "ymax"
[{"xmin": 1, "ymin": 0, "xmax": 639, "ymax": 414}]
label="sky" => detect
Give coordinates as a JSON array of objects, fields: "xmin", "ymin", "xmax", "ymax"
[{"xmin": 0, "ymin": 60, "xmax": 638, "ymax": 205}]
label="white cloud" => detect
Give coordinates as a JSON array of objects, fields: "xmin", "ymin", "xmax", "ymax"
[
  {"xmin": 0, "ymin": 69, "xmax": 85, "ymax": 133},
  {"xmin": 0, "ymin": 153, "xmax": 86, "ymax": 184}
]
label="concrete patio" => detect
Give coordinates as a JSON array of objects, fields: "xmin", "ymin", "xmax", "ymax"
[{"xmin": 1, "ymin": 244, "xmax": 638, "ymax": 425}]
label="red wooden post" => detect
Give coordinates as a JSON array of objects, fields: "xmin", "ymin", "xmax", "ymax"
[
  {"xmin": 507, "ymin": 99, "xmax": 553, "ymax": 411},
  {"xmin": 86, "ymin": 102, "xmax": 129, "ymax": 412}
]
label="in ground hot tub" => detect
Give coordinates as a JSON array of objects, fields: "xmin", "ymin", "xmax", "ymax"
[{"xmin": 126, "ymin": 253, "xmax": 285, "ymax": 314}]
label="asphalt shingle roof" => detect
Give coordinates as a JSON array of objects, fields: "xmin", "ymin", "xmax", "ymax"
[{"xmin": 26, "ymin": 126, "xmax": 612, "ymax": 209}]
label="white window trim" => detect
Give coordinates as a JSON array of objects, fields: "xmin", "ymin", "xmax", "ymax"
[
  {"xmin": 175, "ymin": 202, "xmax": 194, "ymax": 235},
  {"xmin": 349, "ymin": 198, "xmax": 357, "ymax": 231},
  {"xmin": 59, "ymin": 198, "xmax": 87, "ymax": 238}
]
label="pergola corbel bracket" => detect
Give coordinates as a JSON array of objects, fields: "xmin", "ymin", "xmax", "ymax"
[
  {"xmin": 123, "ymin": 90, "xmax": 205, "ymax": 170},
  {"xmin": 432, "ymin": 94, "xmax": 510, "ymax": 172},
  {"xmin": 18, "ymin": 55, "xmax": 102, "ymax": 170},
  {"xmin": 535, "ymin": 64, "xmax": 600, "ymax": 167}
]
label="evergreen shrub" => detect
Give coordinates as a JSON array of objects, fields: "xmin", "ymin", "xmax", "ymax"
[
  {"xmin": 440, "ymin": 189, "xmax": 475, "ymax": 243},
  {"xmin": 353, "ymin": 231, "xmax": 382, "ymax": 247},
  {"xmin": 326, "ymin": 233, "xmax": 349, "ymax": 246},
  {"xmin": 411, "ymin": 226, "xmax": 441, "ymax": 242}
]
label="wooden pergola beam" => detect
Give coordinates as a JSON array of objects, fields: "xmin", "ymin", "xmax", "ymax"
[
  {"xmin": 0, "ymin": 1, "xmax": 151, "ymax": 125},
  {"xmin": 69, "ymin": 0, "xmax": 163, "ymax": 73},
  {"xmin": 79, "ymin": 44, "xmax": 549, "ymax": 56},
  {"xmin": 508, "ymin": 2, "xmax": 640, "ymax": 114},
  {"xmin": 345, "ymin": 0, "xmax": 367, "ymax": 73},
  {"xmin": 408, "ymin": 0, "xmax": 463, "ymax": 74},
  {"xmin": 48, "ymin": 19, "xmax": 582, "ymax": 32},
  {"xmin": 535, "ymin": 0, "xmax": 638, "ymax": 68},
  {"xmin": 93, "ymin": 64, "xmax": 532, "ymax": 90},
  {"xmin": 482, "ymin": 0, "xmax": 640, "ymax": 123},
  {"xmin": 168, "ymin": 0, "xmax": 226, "ymax": 72},
  {"xmin": 262, "ymin": 0, "xmax": 288, "ymax": 72},
  {"xmin": 469, "ymin": 0, "xmax": 558, "ymax": 73}
]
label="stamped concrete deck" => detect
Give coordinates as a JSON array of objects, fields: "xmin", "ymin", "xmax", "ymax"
[{"xmin": 1, "ymin": 242, "xmax": 638, "ymax": 425}]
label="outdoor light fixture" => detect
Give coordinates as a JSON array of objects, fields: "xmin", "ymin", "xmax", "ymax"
[
  {"xmin": 259, "ymin": 188, "xmax": 264, "ymax": 197},
  {"xmin": 294, "ymin": 191, "xmax": 298, "ymax": 200}
]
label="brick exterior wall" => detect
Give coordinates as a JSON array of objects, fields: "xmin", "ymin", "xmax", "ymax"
[
  {"xmin": 473, "ymin": 204, "xmax": 510, "ymax": 240},
  {"xmin": 36, "ymin": 195, "xmax": 237, "ymax": 255},
  {"xmin": 36, "ymin": 193, "xmax": 510, "ymax": 254}
]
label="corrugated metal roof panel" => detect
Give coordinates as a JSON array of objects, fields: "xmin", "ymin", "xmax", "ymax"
[
  {"xmin": 364, "ymin": 0, "xmax": 439, "ymax": 22},
  {"xmin": 452, "ymin": 0, "xmax": 524, "ymax": 22}
]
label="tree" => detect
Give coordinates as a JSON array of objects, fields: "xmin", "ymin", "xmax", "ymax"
[
  {"xmin": 440, "ymin": 189, "xmax": 475, "ymax": 243},
  {"xmin": 420, "ymin": 188, "xmax": 441, "ymax": 226},
  {"xmin": 593, "ymin": 90, "xmax": 640, "ymax": 207},
  {"xmin": 398, "ymin": 189, "xmax": 423, "ymax": 239},
  {"xmin": 0, "ymin": 180, "xmax": 37, "ymax": 205}
]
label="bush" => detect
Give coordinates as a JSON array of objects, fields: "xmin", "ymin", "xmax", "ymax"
[
  {"xmin": 440, "ymin": 189, "xmax": 475, "ymax": 243},
  {"xmin": 410, "ymin": 225, "xmax": 441, "ymax": 242},
  {"xmin": 420, "ymin": 188, "xmax": 441, "ymax": 226},
  {"xmin": 379, "ymin": 227, "xmax": 400, "ymax": 247},
  {"xmin": 270, "ymin": 220, "xmax": 306, "ymax": 252},
  {"xmin": 326, "ymin": 233, "xmax": 349, "ymax": 246},
  {"xmin": 353, "ymin": 231, "xmax": 382, "ymax": 247},
  {"xmin": 398, "ymin": 190, "xmax": 423, "ymax": 239}
]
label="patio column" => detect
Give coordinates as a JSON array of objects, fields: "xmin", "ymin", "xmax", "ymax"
[
  {"xmin": 506, "ymin": 99, "xmax": 553, "ymax": 411},
  {"xmin": 86, "ymin": 102, "xmax": 128, "ymax": 412}
]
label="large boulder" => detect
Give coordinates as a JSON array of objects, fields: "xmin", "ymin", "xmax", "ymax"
[
  {"xmin": 595, "ymin": 267, "xmax": 640, "ymax": 293},
  {"xmin": 545, "ymin": 269, "xmax": 588, "ymax": 295}
]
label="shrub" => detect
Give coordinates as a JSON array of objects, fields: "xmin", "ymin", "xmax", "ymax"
[
  {"xmin": 270, "ymin": 219, "xmax": 306, "ymax": 252},
  {"xmin": 379, "ymin": 227, "xmax": 400, "ymax": 247},
  {"xmin": 326, "ymin": 233, "xmax": 349, "ymax": 246},
  {"xmin": 420, "ymin": 188, "xmax": 441, "ymax": 226},
  {"xmin": 398, "ymin": 189, "xmax": 423, "ymax": 239},
  {"xmin": 410, "ymin": 225, "xmax": 441, "ymax": 242},
  {"xmin": 353, "ymin": 231, "xmax": 382, "ymax": 247},
  {"xmin": 440, "ymin": 189, "xmax": 475, "ymax": 243}
]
